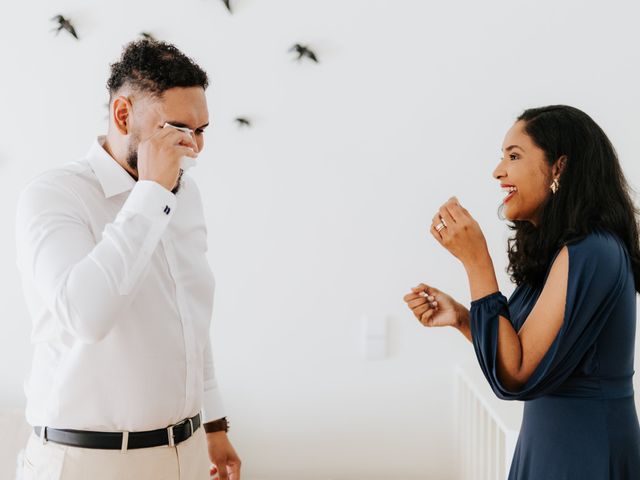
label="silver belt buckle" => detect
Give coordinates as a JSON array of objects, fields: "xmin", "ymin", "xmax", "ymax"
[
  {"xmin": 167, "ymin": 415, "xmax": 196, "ymax": 447},
  {"xmin": 167, "ymin": 425, "xmax": 175, "ymax": 447},
  {"xmin": 39, "ymin": 426, "xmax": 48, "ymax": 445},
  {"xmin": 121, "ymin": 431, "xmax": 129, "ymax": 452}
]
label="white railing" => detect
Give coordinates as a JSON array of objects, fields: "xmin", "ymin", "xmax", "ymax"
[
  {"xmin": 455, "ymin": 364, "xmax": 523, "ymax": 480},
  {"xmin": 0, "ymin": 408, "xmax": 31, "ymax": 480}
]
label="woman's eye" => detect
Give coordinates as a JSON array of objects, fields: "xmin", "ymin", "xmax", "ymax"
[
  {"xmin": 196, "ymin": 130, "xmax": 204, "ymax": 136},
  {"xmin": 510, "ymin": 153, "xmax": 519, "ymax": 160}
]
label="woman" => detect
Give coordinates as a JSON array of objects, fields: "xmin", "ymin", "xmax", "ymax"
[{"xmin": 404, "ymin": 105, "xmax": 640, "ymax": 478}]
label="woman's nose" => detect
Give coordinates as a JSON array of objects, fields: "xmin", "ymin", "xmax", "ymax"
[{"xmin": 492, "ymin": 159, "xmax": 506, "ymax": 180}]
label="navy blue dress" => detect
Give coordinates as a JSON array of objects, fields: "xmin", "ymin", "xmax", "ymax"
[{"xmin": 470, "ymin": 227, "xmax": 640, "ymax": 479}]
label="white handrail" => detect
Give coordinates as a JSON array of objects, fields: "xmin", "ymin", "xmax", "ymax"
[{"xmin": 455, "ymin": 363, "xmax": 523, "ymax": 480}]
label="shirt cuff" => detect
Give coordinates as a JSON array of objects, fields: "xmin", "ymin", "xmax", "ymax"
[
  {"xmin": 202, "ymin": 387, "xmax": 226, "ymax": 424},
  {"xmin": 116, "ymin": 181, "xmax": 176, "ymax": 295},
  {"xmin": 470, "ymin": 290, "xmax": 505, "ymax": 307},
  {"xmin": 121, "ymin": 180, "xmax": 176, "ymax": 221},
  {"xmin": 469, "ymin": 290, "xmax": 511, "ymax": 320}
]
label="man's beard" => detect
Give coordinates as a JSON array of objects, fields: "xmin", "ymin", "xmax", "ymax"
[{"xmin": 126, "ymin": 138, "xmax": 183, "ymax": 195}]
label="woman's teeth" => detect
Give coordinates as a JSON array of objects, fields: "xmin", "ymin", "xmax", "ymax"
[{"xmin": 502, "ymin": 186, "xmax": 517, "ymax": 201}]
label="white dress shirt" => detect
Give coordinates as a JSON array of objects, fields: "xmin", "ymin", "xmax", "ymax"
[{"xmin": 15, "ymin": 136, "xmax": 225, "ymax": 432}]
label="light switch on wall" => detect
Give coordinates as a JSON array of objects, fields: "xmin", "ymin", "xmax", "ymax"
[{"xmin": 362, "ymin": 314, "xmax": 387, "ymax": 360}]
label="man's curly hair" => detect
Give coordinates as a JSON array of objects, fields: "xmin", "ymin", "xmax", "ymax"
[{"xmin": 106, "ymin": 39, "xmax": 208, "ymax": 101}]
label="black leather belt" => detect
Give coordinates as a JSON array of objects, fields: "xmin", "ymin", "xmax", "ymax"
[{"xmin": 33, "ymin": 412, "xmax": 201, "ymax": 450}]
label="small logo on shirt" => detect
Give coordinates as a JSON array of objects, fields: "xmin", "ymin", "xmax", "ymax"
[{"xmin": 164, "ymin": 206, "xmax": 171, "ymax": 215}]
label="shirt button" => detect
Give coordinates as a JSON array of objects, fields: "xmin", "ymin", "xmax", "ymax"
[{"xmin": 164, "ymin": 206, "xmax": 171, "ymax": 215}]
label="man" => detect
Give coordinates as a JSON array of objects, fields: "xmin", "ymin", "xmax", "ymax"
[{"xmin": 15, "ymin": 39, "xmax": 241, "ymax": 479}]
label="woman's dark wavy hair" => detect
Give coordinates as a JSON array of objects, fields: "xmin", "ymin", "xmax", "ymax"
[
  {"xmin": 106, "ymin": 39, "xmax": 208, "ymax": 101},
  {"xmin": 499, "ymin": 105, "xmax": 640, "ymax": 293}
]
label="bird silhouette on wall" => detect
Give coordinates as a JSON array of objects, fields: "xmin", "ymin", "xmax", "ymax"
[
  {"xmin": 221, "ymin": 0, "xmax": 232, "ymax": 13},
  {"xmin": 51, "ymin": 15, "xmax": 78, "ymax": 39},
  {"xmin": 289, "ymin": 43, "xmax": 319, "ymax": 63},
  {"xmin": 140, "ymin": 32, "xmax": 157, "ymax": 41},
  {"xmin": 235, "ymin": 117, "xmax": 251, "ymax": 127}
]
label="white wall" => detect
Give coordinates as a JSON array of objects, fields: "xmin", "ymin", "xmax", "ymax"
[{"xmin": 1, "ymin": 1, "xmax": 640, "ymax": 479}]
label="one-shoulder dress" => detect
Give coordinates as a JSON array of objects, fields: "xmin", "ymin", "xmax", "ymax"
[{"xmin": 470, "ymin": 227, "xmax": 640, "ymax": 479}]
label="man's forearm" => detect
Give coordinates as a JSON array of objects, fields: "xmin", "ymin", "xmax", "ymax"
[{"xmin": 16, "ymin": 180, "xmax": 175, "ymax": 343}]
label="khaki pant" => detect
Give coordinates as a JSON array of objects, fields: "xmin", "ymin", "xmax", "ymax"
[{"xmin": 21, "ymin": 424, "xmax": 211, "ymax": 480}]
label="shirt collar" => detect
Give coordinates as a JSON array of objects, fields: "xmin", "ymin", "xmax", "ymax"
[{"xmin": 87, "ymin": 135, "xmax": 136, "ymax": 198}]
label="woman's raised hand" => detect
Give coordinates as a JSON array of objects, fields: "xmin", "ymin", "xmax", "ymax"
[{"xmin": 403, "ymin": 283, "xmax": 461, "ymax": 328}]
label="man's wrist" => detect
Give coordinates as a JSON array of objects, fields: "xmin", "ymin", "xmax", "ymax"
[{"xmin": 204, "ymin": 416, "xmax": 229, "ymax": 433}]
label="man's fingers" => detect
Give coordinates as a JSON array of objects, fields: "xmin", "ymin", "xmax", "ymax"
[
  {"xmin": 154, "ymin": 125, "xmax": 184, "ymax": 141},
  {"xmin": 228, "ymin": 463, "xmax": 241, "ymax": 480},
  {"xmin": 166, "ymin": 130, "xmax": 197, "ymax": 153},
  {"xmin": 156, "ymin": 127, "xmax": 198, "ymax": 152},
  {"xmin": 144, "ymin": 128, "xmax": 198, "ymax": 157},
  {"xmin": 216, "ymin": 464, "xmax": 229, "ymax": 480},
  {"xmin": 176, "ymin": 132, "xmax": 198, "ymax": 151},
  {"xmin": 161, "ymin": 124, "xmax": 198, "ymax": 148},
  {"xmin": 175, "ymin": 145, "xmax": 198, "ymax": 158}
]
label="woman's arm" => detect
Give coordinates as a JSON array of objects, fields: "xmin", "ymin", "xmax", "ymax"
[
  {"xmin": 447, "ymin": 253, "xmax": 500, "ymax": 344},
  {"xmin": 454, "ymin": 305, "xmax": 472, "ymax": 342},
  {"xmin": 464, "ymin": 248, "xmax": 568, "ymax": 391},
  {"xmin": 423, "ymin": 197, "xmax": 569, "ymax": 391},
  {"xmin": 413, "ymin": 245, "xmax": 569, "ymax": 390}
]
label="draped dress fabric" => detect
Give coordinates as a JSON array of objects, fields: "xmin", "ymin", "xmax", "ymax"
[{"xmin": 469, "ymin": 227, "xmax": 640, "ymax": 479}]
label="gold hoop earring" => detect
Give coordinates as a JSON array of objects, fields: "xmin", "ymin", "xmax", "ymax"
[{"xmin": 550, "ymin": 178, "xmax": 559, "ymax": 194}]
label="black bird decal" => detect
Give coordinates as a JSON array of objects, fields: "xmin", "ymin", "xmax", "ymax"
[
  {"xmin": 51, "ymin": 15, "xmax": 78, "ymax": 40},
  {"xmin": 221, "ymin": 0, "xmax": 232, "ymax": 13},
  {"xmin": 289, "ymin": 43, "xmax": 319, "ymax": 63},
  {"xmin": 140, "ymin": 32, "xmax": 156, "ymax": 41},
  {"xmin": 235, "ymin": 117, "xmax": 251, "ymax": 127}
]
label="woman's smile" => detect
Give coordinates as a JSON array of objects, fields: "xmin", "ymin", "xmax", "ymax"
[{"xmin": 501, "ymin": 184, "xmax": 518, "ymax": 203}]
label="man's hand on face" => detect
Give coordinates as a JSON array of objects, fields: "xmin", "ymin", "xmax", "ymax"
[
  {"xmin": 136, "ymin": 127, "xmax": 198, "ymax": 192},
  {"xmin": 207, "ymin": 431, "xmax": 241, "ymax": 480}
]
